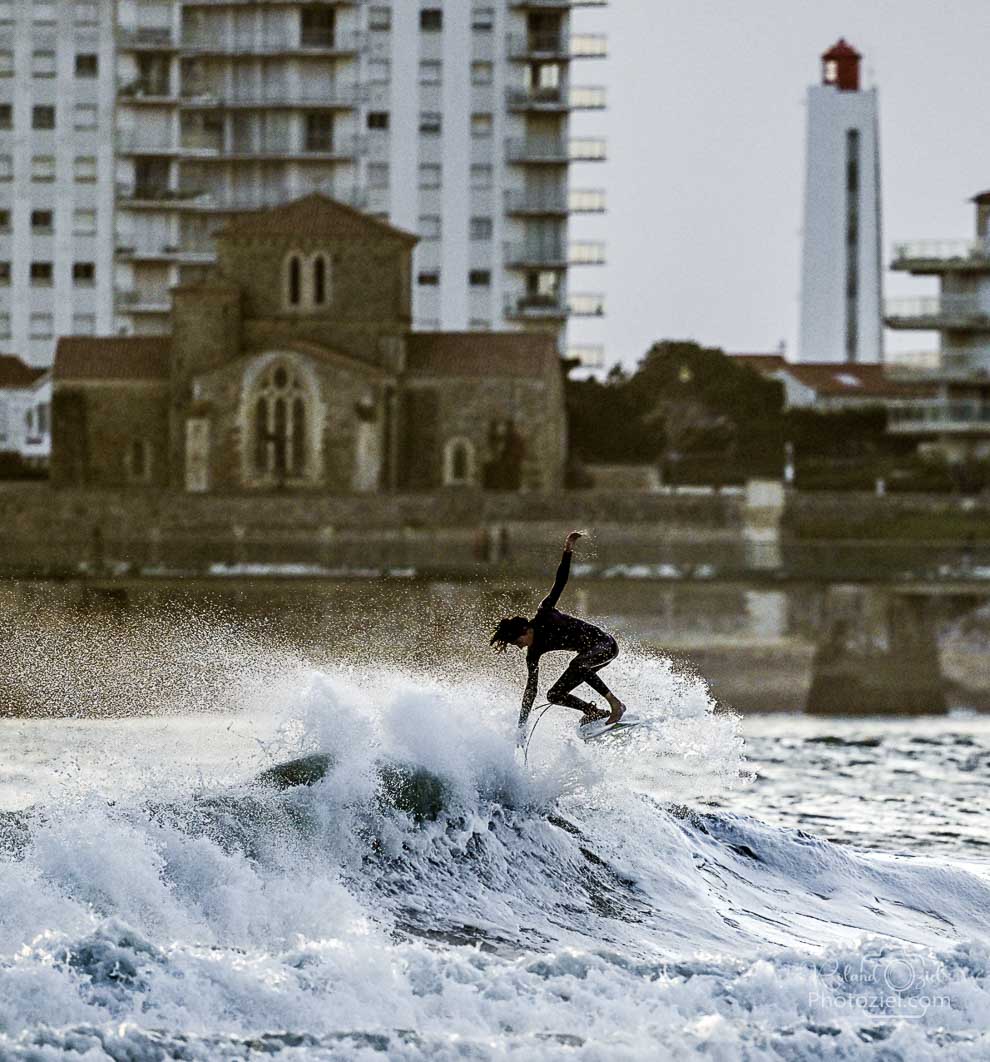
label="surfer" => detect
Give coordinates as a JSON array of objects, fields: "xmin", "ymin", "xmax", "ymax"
[{"xmin": 490, "ymin": 530, "xmax": 626, "ymax": 743}]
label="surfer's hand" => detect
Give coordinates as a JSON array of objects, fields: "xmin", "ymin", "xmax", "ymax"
[{"xmin": 564, "ymin": 530, "xmax": 585, "ymax": 551}]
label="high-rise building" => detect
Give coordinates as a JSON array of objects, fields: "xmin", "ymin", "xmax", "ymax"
[
  {"xmin": 798, "ymin": 39, "xmax": 882, "ymax": 365},
  {"xmin": 0, "ymin": 0, "xmax": 117, "ymax": 367},
  {"xmin": 2, "ymin": 1, "xmax": 607, "ymax": 369}
]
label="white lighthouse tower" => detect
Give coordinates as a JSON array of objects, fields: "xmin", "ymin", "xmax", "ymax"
[{"xmin": 798, "ymin": 40, "xmax": 883, "ymax": 364}]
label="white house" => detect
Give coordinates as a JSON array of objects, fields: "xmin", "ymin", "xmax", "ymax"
[{"xmin": 0, "ymin": 355, "xmax": 51, "ymax": 467}]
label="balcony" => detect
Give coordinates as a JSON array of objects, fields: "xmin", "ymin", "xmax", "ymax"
[
  {"xmin": 505, "ymin": 242, "xmax": 568, "ymax": 268},
  {"xmin": 888, "ymin": 399, "xmax": 990, "ymax": 434},
  {"xmin": 117, "ymin": 27, "xmax": 177, "ymax": 51},
  {"xmin": 179, "ymin": 86, "xmax": 364, "ymax": 109},
  {"xmin": 118, "ymin": 186, "xmax": 370, "ymax": 212},
  {"xmin": 569, "ymin": 188, "xmax": 606, "ymax": 213},
  {"xmin": 506, "ymin": 86, "xmax": 570, "ymax": 112},
  {"xmin": 178, "ymin": 30, "xmax": 364, "ymax": 56},
  {"xmin": 885, "ymin": 295, "xmax": 990, "ymax": 331},
  {"xmin": 116, "ymin": 244, "xmax": 216, "ymax": 265},
  {"xmin": 181, "ymin": 0, "xmax": 364, "ymax": 5},
  {"xmin": 569, "ymin": 137, "xmax": 607, "ymax": 161},
  {"xmin": 569, "ymin": 241, "xmax": 606, "ymax": 265},
  {"xmin": 891, "ymin": 238, "xmax": 990, "ymax": 274},
  {"xmin": 115, "ymin": 289, "xmax": 171, "ymax": 314},
  {"xmin": 117, "ymin": 131, "xmax": 365, "ymax": 160},
  {"xmin": 504, "ymin": 293, "xmax": 567, "ymax": 320},
  {"xmin": 505, "ymin": 189, "xmax": 569, "ymax": 215},
  {"xmin": 118, "ymin": 79, "xmax": 177, "ymax": 103},
  {"xmin": 570, "ymin": 85, "xmax": 607, "ymax": 110},
  {"xmin": 567, "ymin": 293, "xmax": 605, "ymax": 316},
  {"xmin": 510, "ymin": 0, "xmax": 607, "ymax": 7},
  {"xmin": 507, "ymin": 32, "xmax": 608, "ymax": 60},
  {"xmin": 507, "ymin": 137, "xmax": 606, "ymax": 163}
]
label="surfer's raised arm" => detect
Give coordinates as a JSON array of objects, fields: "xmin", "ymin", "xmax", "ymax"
[{"xmin": 539, "ymin": 530, "xmax": 584, "ymax": 611}]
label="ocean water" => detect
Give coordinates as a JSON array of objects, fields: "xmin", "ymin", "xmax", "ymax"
[{"xmin": 2, "ymin": 640, "xmax": 990, "ymax": 1060}]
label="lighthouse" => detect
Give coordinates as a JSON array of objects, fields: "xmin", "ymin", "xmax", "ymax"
[{"xmin": 798, "ymin": 40, "xmax": 883, "ymax": 364}]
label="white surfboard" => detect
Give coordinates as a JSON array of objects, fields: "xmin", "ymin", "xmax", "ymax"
[{"xmin": 580, "ymin": 715, "xmax": 647, "ymax": 742}]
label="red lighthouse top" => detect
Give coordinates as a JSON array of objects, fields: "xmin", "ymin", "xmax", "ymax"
[{"xmin": 821, "ymin": 39, "xmax": 861, "ymax": 91}]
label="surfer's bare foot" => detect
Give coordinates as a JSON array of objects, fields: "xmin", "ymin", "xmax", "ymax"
[{"xmin": 605, "ymin": 696, "xmax": 626, "ymax": 726}]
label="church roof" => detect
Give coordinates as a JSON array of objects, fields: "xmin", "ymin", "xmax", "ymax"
[
  {"xmin": 54, "ymin": 336, "xmax": 171, "ymax": 381},
  {"xmin": 0, "ymin": 354, "xmax": 45, "ymax": 389},
  {"xmin": 217, "ymin": 193, "xmax": 419, "ymax": 245},
  {"xmin": 822, "ymin": 38, "xmax": 860, "ymax": 60},
  {"xmin": 405, "ymin": 333, "xmax": 556, "ymax": 378}
]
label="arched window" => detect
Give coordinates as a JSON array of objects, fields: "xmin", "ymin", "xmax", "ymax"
[
  {"xmin": 312, "ymin": 254, "xmax": 329, "ymax": 306},
  {"xmin": 286, "ymin": 254, "xmax": 302, "ymax": 307},
  {"xmin": 249, "ymin": 361, "xmax": 313, "ymax": 483},
  {"xmin": 443, "ymin": 437, "xmax": 475, "ymax": 487}
]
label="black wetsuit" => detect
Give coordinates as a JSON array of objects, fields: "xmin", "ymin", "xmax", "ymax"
[{"xmin": 518, "ymin": 549, "xmax": 618, "ymax": 728}]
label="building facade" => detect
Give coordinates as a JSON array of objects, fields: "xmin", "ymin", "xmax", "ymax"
[
  {"xmin": 0, "ymin": 353, "xmax": 51, "ymax": 464},
  {"xmin": 885, "ymin": 191, "xmax": 990, "ymax": 459},
  {"xmin": 51, "ymin": 194, "xmax": 567, "ymax": 492},
  {"xmin": 798, "ymin": 39, "xmax": 883, "ymax": 365}
]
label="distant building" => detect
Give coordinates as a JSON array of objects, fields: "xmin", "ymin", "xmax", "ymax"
[
  {"xmin": 884, "ymin": 191, "xmax": 990, "ymax": 459},
  {"xmin": 798, "ymin": 39, "xmax": 883, "ymax": 365},
  {"xmin": 51, "ymin": 194, "xmax": 566, "ymax": 493},
  {"xmin": 731, "ymin": 354, "xmax": 933, "ymax": 412},
  {"xmin": 0, "ymin": 355, "xmax": 51, "ymax": 467}
]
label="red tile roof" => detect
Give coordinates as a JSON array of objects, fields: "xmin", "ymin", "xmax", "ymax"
[
  {"xmin": 406, "ymin": 332, "xmax": 556, "ymax": 378},
  {"xmin": 730, "ymin": 354, "xmax": 936, "ymax": 399},
  {"xmin": 54, "ymin": 336, "xmax": 171, "ymax": 381},
  {"xmin": 0, "ymin": 354, "xmax": 45, "ymax": 389},
  {"xmin": 218, "ymin": 193, "xmax": 418, "ymax": 245}
]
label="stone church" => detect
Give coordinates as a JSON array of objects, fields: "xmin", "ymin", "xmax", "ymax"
[{"xmin": 51, "ymin": 195, "xmax": 567, "ymax": 494}]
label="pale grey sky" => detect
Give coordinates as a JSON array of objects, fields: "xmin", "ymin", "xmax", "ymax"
[{"xmin": 569, "ymin": 0, "xmax": 990, "ymax": 367}]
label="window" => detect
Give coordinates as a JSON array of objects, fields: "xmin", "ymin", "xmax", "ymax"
[
  {"xmin": 417, "ymin": 271, "xmax": 439, "ymax": 286},
  {"xmin": 32, "ymin": 155, "xmax": 55, "ymax": 181},
  {"xmin": 471, "ymin": 113, "xmax": 493, "ymax": 138},
  {"xmin": 286, "ymin": 254, "xmax": 302, "ymax": 307},
  {"xmin": 469, "ymin": 270, "xmax": 491, "ymax": 288},
  {"xmin": 471, "ymin": 61, "xmax": 493, "ymax": 85},
  {"xmin": 0, "ymin": 154, "xmax": 12, "ymax": 181},
  {"xmin": 73, "ymin": 208, "xmax": 96, "ymax": 235},
  {"xmin": 367, "ymin": 111, "xmax": 389, "ymax": 131},
  {"xmin": 74, "ymin": 155, "xmax": 97, "ymax": 182},
  {"xmin": 304, "ymin": 113, "xmax": 333, "ymax": 151},
  {"xmin": 72, "ymin": 312, "xmax": 96, "ymax": 335},
  {"xmin": 300, "ymin": 6, "xmax": 335, "ymax": 48},
  {"xmin": 31, "ymin": 210, "xmax": 53, "ymax": 233},
  {"xmin": 73, "ymin": 261, "xmax": 95, "ymax": 286},
  {"xmin": 126, "ymin": 439, "xmax": 151, "ymax": 484},
  {"xmin": 0, "ymin": 104, "xmax": 10, "ymax": 129},
  {"xmin": 0, "ymin": 51, "xmax": 12, "ymax": 77},
  {"xmin": 32, "ymin": 51, "xmax": 56, "ymax": 78},
  {"xmin": 419, "ymin": 60, "xmax": 441, "ymax": 85},
  {"xmin": 368, "ymin": 59, "xmax": 390, "ymax": 83},
  {"xmin": 443, "ymin": 438, "xmax": 476, "ymax": 487},
  {"xmin": 472, "ymin": 7, "xmax": 495, "ymax": 31},
  {"xmin": 0, "ymin": 210, "xmax": 8, "ymax": 232},
  {"xmin": 74, "ymin": 2, "xmax": 98, "ymax": 25},
  {"xmin": 250, "ymin": 362, "xmax": 313, "ymax": 482},
  {"xmin": 30, "ymin": 313, "xmax": 53, "ymax": 339},
  {"xmin": 470, "ymin": 164, "xmax": 493, "ymax": 189},
  {"xmin": 419, "ymin": 111, "xmax": 441, "ymax": 135},
  {"xmin": 32, "ymin": 105, "xmax": 55, "ymax": 130},
  {"xmin": 418, "ymin": 163, "xmax": 441, "ymax": 189},
  {"xmin": 369, "ymin": 5, "xmax": 391, "ymax": 31},
  {"xmin": 74, "ymin": 104, "xmax": 98, "ymax": 130},
  {"xmin": 0, "ymin": 261, "xmax": 9, "ymax": 284},
  {"xmin": 311, "ymin": 254, "xmax": 330, "ymax": 306},
  {"xmin": 75, "ymin": 53, "xmax": 98, "ymax": 78},
  {"xmin": 30, "ymin": 261, "xmax": 53, "ymax": 286},
  {"xmin": 418, "ymin": 214, "xmax": 441, "ymax": 239},
  {"xmin": 470, "ymin": 217, "xmax": 493, "ymax": 241},
  {"xmin": 368, "ymin": 162, "xmax": 389, "ymax": 188},
  {"xmin": 420, "ymin": 9, "xmax": 442, "ymax": 31},
  {"xmin": 33, "ymin": 1, "xmax": 56, "ymax": 24}
]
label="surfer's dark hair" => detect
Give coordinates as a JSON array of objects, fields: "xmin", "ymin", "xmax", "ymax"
[{"xmin": 490, "ymin": 616, "xmax": 530, "ymax": 652}]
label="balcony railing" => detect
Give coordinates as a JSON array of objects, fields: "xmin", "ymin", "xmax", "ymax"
[
  {"xmin": 506, "ymin": 137, "xmax": 606, "ymax": 163},
  {"xmin": 891, "ymin": 238, "xmax": 990, "ymax": 268},
  {"xmin": 569, "ymin": 137, "xmax": 607, "ymax": 161},
  {"xmin": 504, "ymin": 293, "xmax": 567, "ymax": 319},
  {"xmin": 115, "ymin": 289, "xmax": 171, "ymax": 313},
  {"xmin": 117, "ymin": 131, "xmax": 364, "ymax": 159},
  {"xmin": 178, "ymin": 30, "xmax": 364, "ymax": 54},
  {"xmin": 511, "ymin": 0, "xmax": 606, "ymax": 7},
  {"xmin": 118, "ymin": 186, "xmax": 370, "ymax": 211},
  {"xmin": 504, "ymin": 189, "xmax": 569, "ymax": 214},
  {"xmin": 117, "ymin": 27, "xmax": 177, "ymax": 50},
  {"xmin": 506, "ymin": 86, "xmax": 570, "ymax": 111},
  {"xmin": 182, "ymin": 0, "xmax": 364, "ymax": 6},
  {"xmin": 570, "ymin": 85, "xmax": 607, "ymax": 109},
  {"xmin": 885, "ymin": 295, "xmax": 990, "ymax": 328},
  {"xmin": 179, "ymin": 86, "xmax": 364, "ymax": 108},
  {"xmin": 888, "ymin": 400, "xmax": 990, "ymax": 432},
  {"xmin": 507, "ymin": 32, "xmax": 607, "ymax": 59},
  {"xmin": 505, "ymin": 242, "xmax": 568, "ymax": 267},
  {"xmin": 569, "ymin": 241, "xmax": 606, "ymax": 265},
  {"xmin": 569, "ymin": 188, "xmax": 606, "ymax": 213},
  {"xmin": 567, "ymin": 293, "xmax": 605, "ymax": 316}
]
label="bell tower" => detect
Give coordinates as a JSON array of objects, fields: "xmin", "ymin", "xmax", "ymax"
[{"xmin": 798, "ymin": 39, "xmax": 883, "ymax": 364}]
